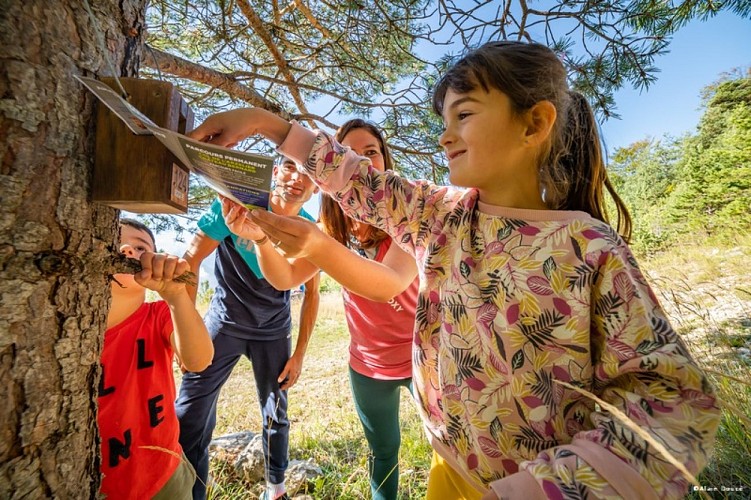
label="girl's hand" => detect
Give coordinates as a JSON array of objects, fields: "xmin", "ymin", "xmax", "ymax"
[
  {"xmin": 188, "ymin": 108, "xmax": 258, "ymax": 148},
  {"xmin": 248, "ymin": 209, "xmax": 327, "ymax": 259},
  {"xmin": 135, "ymin": 252, "xmax": 191, "ymax": 300},
  {"xmin": 220, "ymin": 196, "xmax": 265, "ymax": 242},
  {"xmin": 188, "ymin": 107, "xmax": 292, "ymax": 148}
]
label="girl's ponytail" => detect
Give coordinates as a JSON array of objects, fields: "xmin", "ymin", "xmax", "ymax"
[{"xmin": 545, "ymin": 91, "xmax": 632, "ymax": 242}]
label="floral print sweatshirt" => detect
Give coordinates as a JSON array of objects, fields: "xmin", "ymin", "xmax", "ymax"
[{"xmin": 279, "ymin": 123, "xmax": 719, "ymax": 499}]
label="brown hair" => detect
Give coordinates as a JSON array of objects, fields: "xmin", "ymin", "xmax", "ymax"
[
  {"xmin": 432, "ymin": 41, "xmax": 632, "ymax": 241},
  {"xmin": 120, "ymin": 218, "xmax": 156, "ymax": 250},
  {"xmin": 320, "ymin": 119, "xmax": 393, "ymax": 248}
]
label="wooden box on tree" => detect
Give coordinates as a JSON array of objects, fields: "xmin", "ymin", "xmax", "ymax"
[{"xmin": 92, "ymin": 77, "xmax": 193, "ymax": 213}]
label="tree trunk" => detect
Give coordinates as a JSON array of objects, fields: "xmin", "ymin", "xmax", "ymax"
[{"xmin": 0, "ymin": 0, "xmax": 146, "ymax": 497}]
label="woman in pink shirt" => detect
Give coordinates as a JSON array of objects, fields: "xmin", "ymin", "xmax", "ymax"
[{"xmin": 321, "ymin": 120, "xmax": 419, "ymax": 500}]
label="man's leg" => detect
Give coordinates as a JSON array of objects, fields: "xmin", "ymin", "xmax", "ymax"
[
  {"xmin": 349, "ymin": 366, "xmax": 412, "ymax": 500},
  {"xmin": 247, "ymin": 336, "xmax": 291, "ymax": 489},
  {"xmin": 176, "ymin": 331, "xmax": 244, "ymax": 500}
]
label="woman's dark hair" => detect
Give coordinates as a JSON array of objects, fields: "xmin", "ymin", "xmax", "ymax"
[
  {"xmin": 320, "ymin": 119, "xmax": 393, "ymax": 248},
  {"xmin": 432, "ymin": 41, "xmax": 632, "ymax": 241},
  {"xmin": 120, "ymin": 218, "xmax": 156, "ymax": 250}
]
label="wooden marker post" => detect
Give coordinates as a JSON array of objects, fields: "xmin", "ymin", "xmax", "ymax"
[{"xmin": 92, "ymin": 77, "xmax": 193, "ymax": 213}]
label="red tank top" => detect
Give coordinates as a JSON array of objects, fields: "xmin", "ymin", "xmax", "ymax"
[
  {"xmin": 98, "ymin": 301, "xmax": 181, "ymax": 499},
  {"xmin": 344, "ymin": 238, "xmax": 418, "ymax": 380}
]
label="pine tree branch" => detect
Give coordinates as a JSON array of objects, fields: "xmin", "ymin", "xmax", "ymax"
[{"xmin": 142, "ymin": 44, "xmax": 289, "ymax": 118}]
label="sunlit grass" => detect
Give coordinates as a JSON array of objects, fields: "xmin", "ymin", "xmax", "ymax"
[
  {"xmin": 175, "ymin": 292, "xmax": 429, "ymax": 499},
  {"xmin": 643, "ymin": 234, "xmax": 751, "ymax": 499}
]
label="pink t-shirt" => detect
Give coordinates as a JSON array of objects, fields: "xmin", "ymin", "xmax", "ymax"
[{"xmin": 344, "ymin": 238, "xmax": 418, "ymax": 380}]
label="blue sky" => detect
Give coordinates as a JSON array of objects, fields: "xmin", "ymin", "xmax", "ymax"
[{"xmin": 599, "ymin": 11, "xmax": 750, "ymax": 152}]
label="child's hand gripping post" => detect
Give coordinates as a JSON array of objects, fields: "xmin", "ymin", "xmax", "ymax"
[{"xmin": 134, "ymin": 252, "xmax": 193, "ymax": 302}]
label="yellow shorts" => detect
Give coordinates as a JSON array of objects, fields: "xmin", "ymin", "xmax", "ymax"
[{"xmin": 426, "ymin": 451, "xmax": 483, "ymax": 500}]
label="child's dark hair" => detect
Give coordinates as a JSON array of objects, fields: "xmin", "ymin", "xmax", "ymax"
[
  {"xmin": 320, "ymin": 119, "xmax": 393, "ymax": 248},
  {"xmin": 120, "ymin": 218, "xmax": 156, "ymax": 250},
  {"xmin": 432, "ymin": 41, "xmax": 632, "ymax": 241}
]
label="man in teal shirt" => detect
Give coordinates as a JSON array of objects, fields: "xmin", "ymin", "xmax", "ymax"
[{"xmin": 177, "ymin": 157, "xmax": 320, "ymax": 500}]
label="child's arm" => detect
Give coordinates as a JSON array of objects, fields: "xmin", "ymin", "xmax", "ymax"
[
  {"xmin": 221, "ymin": 196, "xmax": 318, "ymax": 290},
  {"xmin": 189, "ymin": 108, "xmax": 460, "ymax": 257},
  {"xmin": 249, "ymin": 209, "xmax": 417, "ymax": 301},
  {"xmin": 278, "ymin": 272, "xmax": 320, "ymax": 390},
  {"xmin": 487, "ymin": 245, "xmax": 720, "ymax": 499},
  {"xmin": 135, "ymin": 252, "xmax": 214, "ymax": 372}
]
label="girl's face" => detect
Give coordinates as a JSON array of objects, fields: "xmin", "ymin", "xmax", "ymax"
[
  {"xmin": 439, "ymin": 87, "xmax": 542, "ymax": 208},
  {"xmin": 341, "ymin": 128, "xmax": 386, "ymax": 172}
]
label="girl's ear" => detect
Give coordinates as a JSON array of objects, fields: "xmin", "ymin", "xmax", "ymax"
[{"xmin": 523, "ymin": 100, "xmax": 557, "ymax": 147}]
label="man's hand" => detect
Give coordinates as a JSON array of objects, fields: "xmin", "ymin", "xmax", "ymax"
[
  {"xmin": 220, "ymin": 196, "xmax": 265, "ymax": 242},
  {"xmin": 278, "ymin": 351, "xmax": 304, "ymax": 390}
]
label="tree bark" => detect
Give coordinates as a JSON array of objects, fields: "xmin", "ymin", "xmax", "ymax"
[{"xmin": 0, "ymin": 0, "xmax": 146, "ymax": 497}]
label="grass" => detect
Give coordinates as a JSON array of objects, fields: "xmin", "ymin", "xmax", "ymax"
[
  {"xmin": 180, "ymin": 236, "xmax": 750, "ymax": 499},
  {"xmin": 645, "ymin": 234, "xmax": 751, "ymax": 499},
  {"xmin": 178, "ymin": 292, "xmax": 431, "ymax": 499}
]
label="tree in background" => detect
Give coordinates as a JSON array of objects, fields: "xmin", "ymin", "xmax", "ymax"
[
  {"xmin": 667, "ymin": 70, "xmax": 751, "ymax": 236},
  {"xmin": 140, "ymin": 0, "xmax": 751, "ymax": 222},
  {"xmin": 609, "ymin": 137, "xmax": 682, "ymax": 250},
  {"xmin": 609, "ymin": 69, "xmax": 751, "ymax": 253}
]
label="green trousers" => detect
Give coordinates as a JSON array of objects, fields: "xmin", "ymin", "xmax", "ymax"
[{"xmin": 349, "ymin": 366, "xmax": 413, "ymax": 500}]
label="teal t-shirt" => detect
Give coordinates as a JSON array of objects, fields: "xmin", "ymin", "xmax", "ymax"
[{"xmin": 199, "ymin": 198, "xmax": 315, "ymax": 340}]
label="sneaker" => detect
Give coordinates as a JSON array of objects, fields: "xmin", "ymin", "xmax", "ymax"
[{"xmin": 258, "ymin": 491, "xmax": 289, "ymax": 500}]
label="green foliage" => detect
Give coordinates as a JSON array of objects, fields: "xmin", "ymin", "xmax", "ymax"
[
  {"xmin": 196, "ymin": 279, "xmax": 214, "ymax": 313},
  {"xmin": 610, "ymin": 71, "xmax": 751, "ymax": 253},
  {"xmin": 318, "ymin": 273, "xmax": 342, "ymax": 294}
]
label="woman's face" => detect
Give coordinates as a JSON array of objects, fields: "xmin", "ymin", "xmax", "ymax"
[{"xmin": 341, "ymin": 128, "xmax": 386, "ymax": 172}]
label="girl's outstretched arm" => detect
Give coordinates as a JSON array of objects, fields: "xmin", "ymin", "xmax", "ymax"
[
  {"xmin": 249, "ymin": 209, "xmax": 417, "ymax": 301},
  {"xmin": 189, "ymin": 108, "xmax": 460, "ymax": 259},
  {"xmin": 188, "ymin": 108, "xmax": 290, "ymax": 148}
]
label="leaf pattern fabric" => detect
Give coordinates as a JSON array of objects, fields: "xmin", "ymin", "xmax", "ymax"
[{"xmin": 280, "ymin": 125, "xmax": 720, "ymax": 499}]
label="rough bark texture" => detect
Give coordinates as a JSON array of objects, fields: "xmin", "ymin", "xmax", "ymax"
[{"xmin": 0, "ymin": 0, "xmax": 146, "ymax": 497}]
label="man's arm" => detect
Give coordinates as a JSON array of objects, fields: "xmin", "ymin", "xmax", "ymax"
[
  {"xmin": 182, "ymin": 229, "xmax": 220, "ymax": 303},
  {"xmin": 278, "ymin": 271, "xmax": 320, "ymax": 390}
]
